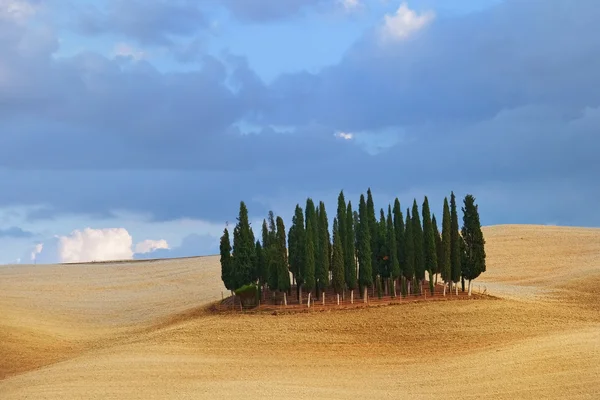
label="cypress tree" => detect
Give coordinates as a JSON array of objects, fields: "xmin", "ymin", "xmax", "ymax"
[
  {"xmin": 345, "ymin": 201, "xmax": 358, "ymax": 302},
  {"xmin": 288, "ymin": 205, "xmax": 305, "ymax": 302},
  {"xmin": 432, "ymin": 214, "xmax": 443, "ymax": 285},
  {"xmin": 377, "ymin": 209, "xmax": 389, "ymax": 294},
  {"xmin": 305, "ymin": 198, "xmax": 318, "ymax": 295},
  {"xmin": 366, "ymin": 189, "xmax": 378, "ymax": 287},
  {"xmin": 412, "ymin": 199, "xmax": 425, "ymax": 294},
  {"xmin": 403, "ymin": 210, "xmax": 415, "ymax": 295},
  {"xmin": 331, "ymin": 218, "xmax": 345, "ymax": 304},
  {"xmin": 261, "ymin": 219, "xmax": 271, "ymax": 289},
  {"xmin": 461, "ymin": 194, "xmax": 487, "ymax": 295},
  {"xmin": 336, "ymin": 192, "xmax": 347, "ymax": 280},
  {"xmin": 317, "ymin": 201, "xmax": 331, "ymax": 295},
  {"xmin": 231, "ymin": 201, "xmax": 256, "ymax": 289},
  {"xmin": 266, "ymin": 211, "xmax": 278, "ymax": 291},
  {"xmin": 275, "ymin": 216, "xmax": 291, "ymax": 303},
  {"xmin": 441, "ymin": 198, "xmax": 452, "ymax": 295},
  {"xmin": 304, "ymin": 217, "xmax": 316, "ymax": 306},
  {"xmin": 254, "ymin": 240, "xmax": 264, "ymax": 297},
  {"xmin": 450, "ymin": 192, "xmax": 462, "ymax": 294},
  {"xmin": 393, "ymin": 199, "xmax": 405, "ymax": 287},
  {"xmin": 422, "ymin": 196, "xmax": 438, "ymax": 295},
  {"xmin": 219, "ymin": 227, "xmax": 233, "ymax": 291},
  {"xmin": 358, "ymin": 194, "xmax": 373, "ymax": 302},
  {"xmin": 387, "ymin": 205, "xmax": 400, "ymax": 297}
]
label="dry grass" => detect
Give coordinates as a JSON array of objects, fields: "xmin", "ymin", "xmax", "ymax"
[{"xmin": 1, "ymin": 225, "xmax": 600, "ymax": 399}]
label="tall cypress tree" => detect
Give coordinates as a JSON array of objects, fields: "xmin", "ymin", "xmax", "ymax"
[
  {"xmin": 345, "ymin": 201, "xmax": 358, "ymax": 299},
  {"xmin": 450, "ymin": 192, "xmax": 462, "ymax": 293},
  {"xmin": 254, "ymin": 240, "xmax": 264, "ymax": 295},
  {"xmin": 366, "ymin": 189, "xmax": 378, "ymax": 287},
  {"xmin": 288, "ymin": 205, "xmax": 305, "ymax": 301},
  {"xmin": 304, "ymin": 217, "xmax": 316, "ymax": 306},
  {"xmin": 231, "ymin": 201, "xmax": 256, "ymax": 289},
  {"xmin": 441, "ymin": 198, "xmax": 452, "ymax": 293},
  {"xmin": 317, "ymin": 201, "xmax": 331, "ymax": 294},
  {"xmin": 393, "ymin": 199, "xmax": 405, "ymax": 284},
  {"xmin": 377, "ymin": 209, "xmax": 389, "ymax": 294},
  {"xmin": 266, "ymin": 211, "xmax": 278, "ymax": 291},
  {"xmin": 358, "ymin": 194, "xmax": 373, "ymax": 301},
  {"xmin": 387, "ymin": 205, "xmax": 400, "ymax": 297},
  {"xmin": 432, "ymin": 214, "xmax": 442, "ymax": 285},
  {"xmin": 461, "ymin": 194, "xmax": 487, "ymax": 295},
  {"xmin": 422, "ymin": 196, "xmax": 438, "ymax": 295},
  {"xmin": 219, "ymin": 227, "xmax": 233, "ymax": 291},
  {"xmin": 305, "ymin": 198, "xmax": 318, "ymax": 294},
  {"xmin": 331, "ymin": 218, "xmax": 345, "ymax": 304},
  {"xmin": 412, "ymin": 199, "xmax": 425, "ymax": 293},
  {"xmin": 275, "ymin": 216, "xmax": 291, "ymax": 301},
  {"xmin": 261, "ymin": 219, "xmax": 271, "ymax": 289},
  {"xmin": 404, "ymin": 209, "xmax": 415, "ymax": 295},
  {"xmin": 336, "ymin": 191, "xmax": 347, "ymax": 281}
]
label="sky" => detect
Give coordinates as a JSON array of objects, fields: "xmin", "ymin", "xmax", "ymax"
[{"xmin": 1, "ymin": 0, "xmax": 599, "ymax": 264}]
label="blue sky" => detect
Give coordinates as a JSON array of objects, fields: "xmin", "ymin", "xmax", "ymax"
[{"xmin": 1, "ymin": 0, "xmax": 598, "ymax": 264}]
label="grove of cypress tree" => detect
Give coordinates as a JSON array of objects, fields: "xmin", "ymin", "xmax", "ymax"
[
  {"xmin": 275, "ymin": 217, "xmax": 291, "ymax": 303},
  {"xmin": 412, "ymin": 199, "xmax": 425, "ymax": 293},
  {"xmin": 441, "ymin": 198, "xmax": 452, "ymax": 294},
  {"xmin": 345, "ymin": 201, "xmax": 358, "ymax": 300},
  {"xmin": 231, "ymin": 201, "xmax": 256, "ymax": 289},
  {"xmin": 404, "ymin": 209, "xmax": 415, "ymax": 295},
  {"xmin": 422, "ymin": 196, "xmax": 438, "ymax": 295},
  {"xmin": 358, "ymin": 194, "xmax": 373, "ymax": 301},
  {"xmin": 387, "ymin": 205, "xmax": 400, "ymax": 297},
  {"xmin": 432, "ymin": 214, "xmax": 442, "ymax": 285},
  {"xmin": 331, "ymin": 218, "xmax": 345, "ymax": 304},
  {"xmin": 317, "ymin": 201, "xmax": 331, "ymax": 294},
  {"xmin": 219, "ymin": 227, "xmax": 233, "ymax": 291},
  {"xmin": 450, "ymin": 192, "xmax": 462, "ymax": 294},
  {"xmin": 461, "ymin": 194, "xmax": 487, "ymax": 295},
  {"xmin": 304, "ymin": 217, "xmax": 316, "ymax": 306}
]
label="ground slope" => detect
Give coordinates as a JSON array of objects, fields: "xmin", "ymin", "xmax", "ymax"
[{"xmin": 1, "ymin": 225, "xmax": 599, "ymax": 399}]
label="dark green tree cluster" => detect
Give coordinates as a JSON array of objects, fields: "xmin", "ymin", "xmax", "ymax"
[{"xmin": 219, "ymin": 190, "xmax": 487, "ymax": 306}]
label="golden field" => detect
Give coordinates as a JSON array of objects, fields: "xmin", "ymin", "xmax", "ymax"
[{"xmin": 1, "ymin": 224, "xmax": 599, "ymax": 399}]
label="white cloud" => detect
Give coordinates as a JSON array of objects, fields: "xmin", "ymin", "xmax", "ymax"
[
  {"xmin": 112, "ymin": 43, "xmax": 146, "ymax": 61},
  {"xmin": 0, "ymin": 0, "xmax": 37, "ymax": 22},
  {"xmin": 135, "ymin": 239, "xmax": 170, "ymax": 254},
  {"xmin": 30, "ymin": 243, "xmax": 43, "ymax": 261},
  {"xmin": 338, "ymin": 0, "xmax": 361, "ymax": 12},
  {"xmin": 58, "ymin": 228, "xmax": 134, "ymax": 263},
  {"xmin": 380, "ymin": 2, "xmax": 435, "ymax": 42},
  {"xmin": 335, "ymin": 131, "xmax": 354, "ymax": 140}
]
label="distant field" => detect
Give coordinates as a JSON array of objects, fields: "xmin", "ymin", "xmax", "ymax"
[{"xmin": 1, "ymin": 225, "xmax": 599, "ymax": 399}]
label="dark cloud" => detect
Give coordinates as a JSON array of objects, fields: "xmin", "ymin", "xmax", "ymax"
[
  {"xmin": 0, "ymin": 0, "xmax": 599, "ymax": 227},
  {"xmin": 0, "ymin": 226, "xmax": 35, "ymax": 238},
  {"xmin": 74, "ymin": 0, "xmax": 208, "ymax": 46}
]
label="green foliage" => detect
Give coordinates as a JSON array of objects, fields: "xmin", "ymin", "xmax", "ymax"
[
  {"xmin": 387, "ymin": 205, "xmax": 400, "ymax": 281},
  {"xmin": 219, "ymin": 227, "xmax": 234, "ymax": 290},
  {"xmin": 366, "ymin": 188, "xmax": 378, "ymax": 283},
  {"xmin": 441, "ymin": 198, "xmax": 452, "ymax": 283},
  {"xmin": 331, "ymin": 218, "xmax": 345, "ymax": 295},
  {"xmin": 304, "ymin": 217, "xmax": 316, "ymax": 292},
  {"xmin": 231, "ymin": 201, "xmax": 256, "ymax": 289},
  {"xmin": 412, "ymin": 199, "xmax": 425, "ymax": 283},
  {"xmin": 450, "ymin": 192, "xmax": 462, "ymax": 283},
  {"xmin": 234, "ymin": 283, "xmax": 259, "ymax": 307},
  {"xmin": 461, "ymin": 194, "xmax": 487, "ymax": 281},
  {"xmin": 316, "ymin": 201, "xmax": 330, "ymax": 290},
  {"xmin": 376, "ymin": 276, "xmax": 383, "ymax": 299},
  {"xmin": 432, "ymin": 214, "xmax": 442, "ymax": 277},
  {"xmin": 403, "ymin": 209, "xmax": 415, "ymax": 282},
  {"xmin": 358, "ymin": 194, "xmax": 373, "ymax": 287},
  {"xmin": 336, "ymin": 192, "xmax": 347, "ymax": 280},
  {"xmin": 345, "ymin": 201, "xmax": 358, "ymax": 290},
  {"xmin": 377, "ymin": 209, "xmax": 389, "ymax": 279},
  {"xmin": 254, "ymin": 240, "xmax": 264, "ymax": 289},
  {"xmin": 393, "ymin": 198, "xmax": 405, "ymax": 277},
  {"xmin": 288, "ymin": 205, "xmax": 305, "ymax": 287},
  {"xmin": 422, "ymin": 196, "xmax": 438, "ymax": 294}
]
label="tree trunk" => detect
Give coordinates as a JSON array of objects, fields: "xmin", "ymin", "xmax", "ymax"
[
  {"xmin": 443, "ymin": 283, "xmax": 447, "ymax": 296},
  {"xmin": 307, "ymin": 292, "xmax": 311, "ymax": 308},
  {"xmin": 449, "ymin": 281, "xmax": 452, "ymax": 294},
  {"xmin": 363, "ymin": 287, "xmax": 368, "ymax": 303},
  {"xmin": 455, "ymin": 284, "xmax": 458, "ymax": 296},
  {"xmin": 299, "ymin": 286, "xmax": 303, "ymax": 305},
  {"xmin": 435, "ymin": 273, "xmax": 438, "ymax": 285},
  {"xmin": 337, "ymin": 293, "xmax": 340, "ymax": 305},
  {"xmin": 468, "ymin": 280, "xmax": 472, "ymax": 296},
  {"xmin": 283, "ymin": 292, "xmax": 287, "ymax": 306},
  {"xmin": 393, "ymin": 279, "xmax": 397, "ymax": 297},
  {"xmin": 351, "ymin": 289, "xmax": 354, "ymax": 304},
  {"xmin": 461, "ymin": 276, "xmax": 465, "ymax": 292},
  {"xmin": 322, "ymin": 292, "xmax": 325, "ymax": 305},
  {"xmin": 342, "ymin": 289, "xmax": 345, "ymax": 301},
  {"xmin": 407, "ymin": 281, "xmax": 411, "ymax": 296},
  {"xmin": 384, "ymin": 279, "xmax": 388, "ymax": 296}
]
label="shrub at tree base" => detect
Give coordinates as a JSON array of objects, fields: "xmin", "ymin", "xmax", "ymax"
[{"xmin": 235, "ymin": 284, "xmax": 259, "ymax": 308}]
